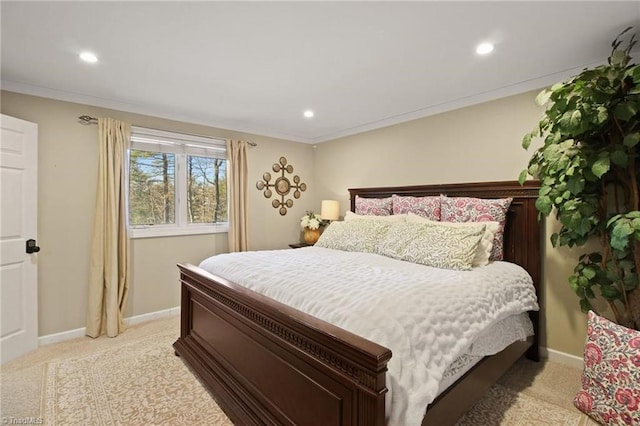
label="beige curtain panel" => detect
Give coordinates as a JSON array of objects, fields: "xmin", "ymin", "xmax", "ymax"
[
  {"xmin": 86, "ymin": 118, "xmax": 131, "ymax": 338},
  {"xmin": 227, "ymin": 139, "xmax": 249, "ymax": 252}
]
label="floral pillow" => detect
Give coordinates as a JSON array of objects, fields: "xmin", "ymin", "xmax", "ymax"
[
  {"xmin": 391, "ymin": 195, "xmax": 441, "ymax": 220},
  {"xmin": 354, "ymin": 195, "xmax": 392, "ymax": 216},
  {"xmin": 574, "ymin": 311, "xmax": 640, "ymax": 425},
  {"xmin": 440, "ymin": 195, "xmax": 512, "ymax": 261},
  {"xmin": 315, "ymin": 220, "xmax": 392, "ymax": 253},
  {"xmin": 377, "ymin": 221, "xmax": 486, "ymax": 270}
]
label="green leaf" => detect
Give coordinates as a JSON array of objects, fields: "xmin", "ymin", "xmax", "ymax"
[
  {"xmin": 535, "ymin": 89, "xmax": 552, "ymax": 106},
  {"xmin": 623, "ymin": 132, "xmax": 640, "ymax": 148},
  {"xmin": 550, "ymin": 232, "xmax": 559, "ymax": 247},
  {"xmin": 559, "ymin": 110, "xmax": 582, "ymax": 131},
  {"xmin": 569, "ymin": 276, "xmax": 579, "ymax": 292},
  {"xmin": 578, "ymin": 276, "xmax": 589, "ymax": 287},
  {"xmin": 579, "ymin": 298, "xmax": 593, "ymax": 313},
  {"xmin": 518, "ymin": 169, "xmax": 528, "ymax": 185},
  {"xmin": 580, "ymin": 217, "xmax": 593, "ymax": 235},
  {"xmin": 567, "ymin": 177, "xmax": 585, "ymax": 194},
  {"xmin": 610, "ymin": 222, "xmax": 633, "ymax": 250},
  {"xmin": 610, "ymin": 149, "xmax": 628, "ymax": 166},
  {"xmin": 610, "ymin": 49, "xmax": 629, "ymax": 67},
  {"xmin": 600, "ymin": 285, "xmax": 621, "ymax": 300},
  {"xmin": 550, "ymin": 82, "xmax": 564, "ymax": 92},
  {"xmin": 596, "ymin": 106, "xmax": 608, "ymax": 123},
  {"xmin": 564, "ymin": 210, "xmax": 583, "ymax": 229},
  {"xmin": 522, "ymin": 133, "xmax": 532, "ymax": 149},
  {"xmin": 608, "ymin": 214, "xmax": 623, "ymax": 227},
  {"xmin": 535, "ymin": 195, "xmax": 553, "ymax": 216},
  {"xmin": 582, "ymin": 266, "xmax": 597, "ymax": 280},
  {"xmin": 543, "ymin": 144, "xmax": 560, "ymax": 160},
  {"xmin": 591, "ymin": 156, "xmax": 610, "ymax": 178},
  {"xmin": 614, "ymin": 101, "xmax": 639, "ymax": 121},
  {"xmin": 585, "ymin": 287, "xmax": 596, "ymax": 298}
]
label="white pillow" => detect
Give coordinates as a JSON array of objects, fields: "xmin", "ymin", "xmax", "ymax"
[
  {"xmin": 344, "ymin": 211, "xmax": 407, "ymax": 222},
  {"xmin": 406, "ymin": 212, "xmax": 499, "ymax": 267}
]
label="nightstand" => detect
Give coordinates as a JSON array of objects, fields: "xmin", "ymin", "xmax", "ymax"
[{"xmin": 289, "ymin": 242, "xmax": 314, "ymax": 249}]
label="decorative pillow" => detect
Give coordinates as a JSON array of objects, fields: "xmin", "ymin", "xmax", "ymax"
[
  {"xmin": 315, "ymin": 220, "xmax": 392, "ymax": 253},
  {"xmin": 406, "ymin": 212, "xmax": 498, "ymax": 267},
  {"xmin": 440, "ymin": 195, "xmax": 512, "ymax": 261},
  {"xmin": 344, "ymin": 211, "xmax": 407, "ymax": 222},
  {"xmin": 376, "ymin": 222, "xmax": 416, "ymax": 260},
  {"xmin": 391, "ymin": 195, "xmax": 441, "ymax": 220},
  {"xmin": 574, "ymin": 311, "xmax": 640, "ymax": 426},
  {"xmin": 354, "ymin": 195, "xmax": 392, "ymax": 216},
  {"xmin": 377, "ymin": 221, "xmax": 486, "ymax": 270}
]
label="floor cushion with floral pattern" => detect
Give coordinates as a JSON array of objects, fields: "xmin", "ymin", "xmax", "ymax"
[{"xmin": 574, "ymin": 311, "xmax": 640, "ymax": 425}]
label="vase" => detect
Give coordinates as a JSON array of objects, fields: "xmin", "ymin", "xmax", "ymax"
[{"xmin": 303, "ymin": 227, "xmax": 320, "ymax": 244}]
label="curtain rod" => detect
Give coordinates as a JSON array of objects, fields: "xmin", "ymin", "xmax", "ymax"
[{"xmin": 77, "ymin": 115, "xmax": 257, "ymax": 146}]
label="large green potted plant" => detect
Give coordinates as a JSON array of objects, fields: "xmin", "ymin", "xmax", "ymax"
[{"xmin": 520, "ymin": 27, "xmax": 640, "ymax": 331}]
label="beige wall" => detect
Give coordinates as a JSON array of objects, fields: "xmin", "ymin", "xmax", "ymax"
[
  {"xmin": 2, "ymin": 89, "xmax": 590, "ymax": 357},
  {"xmin": 313, "ymin": 90, "xmax": 589, "ymax": 357},
  {"xmin": 1, "ymin": 91, "xmax": 316, "ymax": 336}
]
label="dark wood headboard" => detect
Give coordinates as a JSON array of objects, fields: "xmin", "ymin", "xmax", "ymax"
[{"xmin": 349, "ymin": 180, "xmax": 543, "ymax": 358}]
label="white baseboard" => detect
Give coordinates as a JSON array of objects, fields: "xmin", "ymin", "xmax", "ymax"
[
  {"xmin": 123, "ymin": 306, "xmax": 180, "ymax": 326},
  {"xmin": 540, "ymin": 346, "xmax": 584, "ymax": 370},
  {"xmin": 38, "ymin": 307, "xmax": 180, "ymax": 346}
]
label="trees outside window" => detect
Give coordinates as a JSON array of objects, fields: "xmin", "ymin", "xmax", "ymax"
[{"xmin": 128, "ymin": 128, "xmax": 228, "ymax": 237}]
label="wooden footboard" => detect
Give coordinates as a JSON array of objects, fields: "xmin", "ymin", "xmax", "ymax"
[{"xmin": 173, "ymin": 263, "xmax": 392, "ymax": 426}]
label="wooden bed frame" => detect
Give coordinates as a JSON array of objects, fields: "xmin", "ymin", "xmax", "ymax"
[{"xmin": 174, "ymin": 180, "xmax": 542, "ymax": 425}]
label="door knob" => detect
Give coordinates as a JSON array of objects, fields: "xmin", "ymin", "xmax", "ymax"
[{"xmin": 26, "ymin": 239, "xmax": 40, "ymax": 254}]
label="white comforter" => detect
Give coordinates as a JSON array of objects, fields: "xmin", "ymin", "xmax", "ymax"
[{"xmin": 199, "ymin": 247, "xmax": 539, "ymax": 426}]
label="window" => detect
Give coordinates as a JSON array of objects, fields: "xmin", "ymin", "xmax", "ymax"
[{"xmin": 127, "ymin": 127, "xmax": 228, "ymax": 238}]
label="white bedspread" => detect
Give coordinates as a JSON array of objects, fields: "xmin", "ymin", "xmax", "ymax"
[{"xmin": 199, "ymin": 247, "xmax": 538, "ymax": 426}]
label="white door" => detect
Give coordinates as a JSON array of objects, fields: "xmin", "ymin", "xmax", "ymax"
[{"xmin": 1, "ymin": 114, "xmax": 38, "ymax": 364}]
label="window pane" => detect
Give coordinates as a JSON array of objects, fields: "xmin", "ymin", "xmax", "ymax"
[
  {"xmin": 129, "ymin": 150, "xmax": 175, "ymax": 225},
  {"xmin": 186, "ymin": 156, "xmax": 227, "ymax": 223}
]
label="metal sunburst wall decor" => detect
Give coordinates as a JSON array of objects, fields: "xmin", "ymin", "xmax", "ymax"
[{"xmin": 256, "ymin": 156, "xmax": 307, "ymax": 215}]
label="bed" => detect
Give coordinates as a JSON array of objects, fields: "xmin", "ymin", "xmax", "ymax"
[{"xmin": 173, "ymin": 180, "xmax": 542, "ymax": 425}]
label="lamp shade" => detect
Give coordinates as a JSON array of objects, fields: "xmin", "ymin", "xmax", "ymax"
[{"xmin": 320, "ymin": 200, "xmax": 340, "ymax": 221}]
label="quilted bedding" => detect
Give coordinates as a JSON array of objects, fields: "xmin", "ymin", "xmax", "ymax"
[{"xmin": 199, "ymin": 246, "xmax": 539, "ymax": 425}]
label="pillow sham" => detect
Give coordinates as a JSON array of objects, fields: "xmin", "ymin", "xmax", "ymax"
[
  {"xmin": 391, "ymin": 195, "xmax": 441, "ymax": 220},
  {"xmin": 315, "ymin": 220, "xmax": 392, "ymax": 253},
  {"xmin": 344, "ymin": 211, "xmax": 407, "ymax": 222},
  {"xmin": 354, "ymin": 195, "xmax": 392, "ymax": 216},
  {"xmin": 376, "ymin": 222, "xmax": 415, "ymax": 260},
  {"xmin": 440, "ymin": 195, "xmax": 512, "ymax": 261},
  {"xmin": 573, "ymin": 311, "xmax": 640, "ymax": 425},
  {"xmin": 377, "ymin": 221, "xmax": 486, "ymax": 270},
  {"xmin": 406, "ymin": 212, "xmax": 498, "ymax": 267}
]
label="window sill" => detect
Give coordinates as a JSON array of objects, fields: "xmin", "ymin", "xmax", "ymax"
[{"xmin": 129, "ymin": 224, "xmax": 229, "ymax": 239}]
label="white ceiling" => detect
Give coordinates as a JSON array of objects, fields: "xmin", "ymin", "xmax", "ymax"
[{"xmin": 2, "ymin": 1, "xmax": 639, "ymax": 144}]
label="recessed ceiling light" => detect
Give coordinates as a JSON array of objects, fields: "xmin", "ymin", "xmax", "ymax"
[
  {"xmin": 476, "ymin": 42, "xmax": 494, "ymax": 55},
  {"xmin": 80, "ymin": 51, "xmax": 98, "ymax": 63},
  {"xmin": 303, "ymin": 110, "xmax": 314, "ymax": 118}
]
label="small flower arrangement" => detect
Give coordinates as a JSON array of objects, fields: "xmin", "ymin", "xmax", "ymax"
[{"xmin": 300, "ymin": 211, "xmax": 321, "ymax": 230}]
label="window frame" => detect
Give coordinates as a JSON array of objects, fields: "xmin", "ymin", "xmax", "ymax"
[{"xmin": 127, "ymin": 126, "xmax": 229, "ymax": 239}]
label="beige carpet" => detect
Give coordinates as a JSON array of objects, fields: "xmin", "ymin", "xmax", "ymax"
[{"xmin": 1, "ymin": 315, "xmax": 598, "ymax": 425}]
